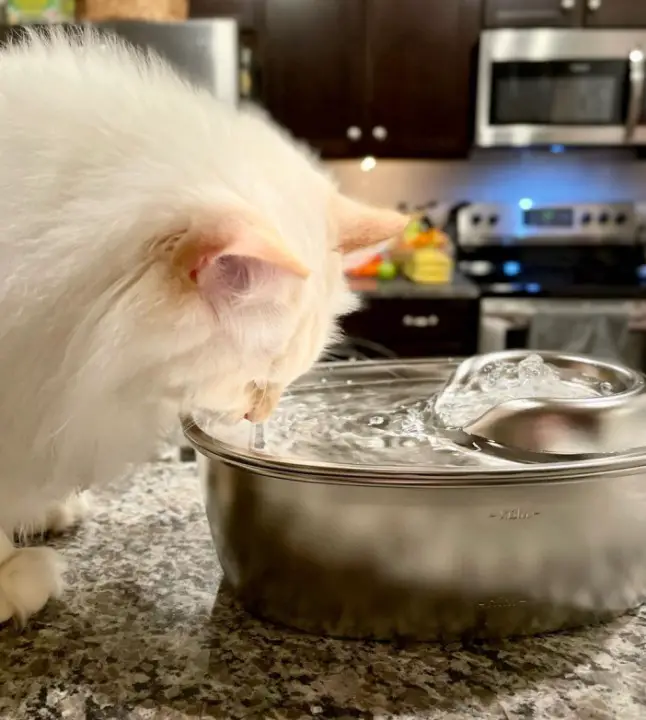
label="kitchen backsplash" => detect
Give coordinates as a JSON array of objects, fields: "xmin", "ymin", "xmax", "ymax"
[{"xmin": 327, "ymin": 150, "xmax": 646, "ymax": 208}]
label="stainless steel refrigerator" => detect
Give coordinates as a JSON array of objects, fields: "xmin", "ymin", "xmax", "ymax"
[{"xmin": 0, "ymin": 19, "xmax": 239, "ymax": 105}]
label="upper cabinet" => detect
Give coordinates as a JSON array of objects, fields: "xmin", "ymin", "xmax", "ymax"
[
  {"xmin": 262, "ymin": 0, "xmax": 367, "ymax": 158},
  {"xmin": 484, "ymin": 0, "xmax": 646, "ymax": 28},
  {"xmin": 368, "ymin": 0, "xmax": 480, "ymax": 158},
  {"xmin": 262, "ymin": 0, "xmax": 481, "ymax": 159},
  {"xmin": 583, "ymin": 0, "xmax": 646, "ymax": 28},
  {"xmin": 484, "ymin": 0, "xmax": 583, "ymax": 27}
]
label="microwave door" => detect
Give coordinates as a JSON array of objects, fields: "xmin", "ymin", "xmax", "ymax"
[
  {"xmin": 476, "ymin": 29, "xmax": 646, "ymax": 148},
  {"xmin": 628, "ymin": 49, "xmax": 646, "ymax": 145}
]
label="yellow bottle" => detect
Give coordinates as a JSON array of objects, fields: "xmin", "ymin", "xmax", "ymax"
[{"xmin": 403, "ymin": 246, "xmax": 454, "ymax": 284}]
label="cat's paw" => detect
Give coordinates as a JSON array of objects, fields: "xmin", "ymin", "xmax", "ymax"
[
  {"xmin": 18, "ymin": 491, "xmax": 91, "ymax": 539},
  {"xmin": 0, "ymin": 547, "xmax": 65, "ymax": 625},
  {"xmin": 43, "ymin": 491, "xmax": 91, "ymax": 535}
]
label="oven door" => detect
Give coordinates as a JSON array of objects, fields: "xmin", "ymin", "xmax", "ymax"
[
  {"xmin": 476, "ymin": 29, "xmax": 646, "ymax": 147},
  {"xmin": 480, "ymin": 298, "xmax": 646, "ymax": 369}
]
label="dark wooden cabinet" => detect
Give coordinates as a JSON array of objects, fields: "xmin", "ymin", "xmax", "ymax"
[
  {"xmin": 340, "ymin": 296, "xmax": 480, "ymax": 358},
  {"xmin": 368, "ymin": 0, "xmax": 480, "ymax": 157},
  {"xmin": 263, "ymin": 0, "xmax": 367, "ymax": 158},
  {"xmin": 583, "ymin": 0, "xmax": 646, "ymax": 28},
  {"xmin": 484, "ymin": 0, "xmax": 583, "ymax": 27},
  {"xmin": 262, "ymin": 0, "xmax": 480, "ymax": 159},
  {"xmin": 189, "ymin": 0, "xmax": 260, "ymax": 30},
  {"xmin": 485, "ymin": 0, "xmax": 646, "ymax": 28}
]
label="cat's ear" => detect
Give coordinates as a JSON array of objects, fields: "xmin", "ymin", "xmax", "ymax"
[
  {"xmin": 334, "ymin": 194, "xmax": 409, "ymax": 255},
  {"xmin": 166, "ymin": 207, "xmax": 310, "ymax": 290}
]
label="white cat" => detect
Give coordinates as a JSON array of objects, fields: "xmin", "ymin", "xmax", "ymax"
[{"xmin": 0, "ymin": 28, "xmax": 407, "ymax": 624}]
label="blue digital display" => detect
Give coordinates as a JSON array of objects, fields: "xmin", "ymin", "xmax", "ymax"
[
  {"xmin": 523, "ymin": 208, "xmax": 574, "ymax": 228},
  {"xmin": 525, "ymin": 282, "xmax": 542, "ymax": 294},
  {"xmin": 637, "ymin": 265, "xmax": 646, "ymax": 280},
  {"xmin": 503, "ymin": 260, "xmax": 521, "ymax": 277}
]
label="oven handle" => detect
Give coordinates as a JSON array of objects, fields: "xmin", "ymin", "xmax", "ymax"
[{"xmin": 625, "ymin": 48, "xmax": 645, "ymax": 142}]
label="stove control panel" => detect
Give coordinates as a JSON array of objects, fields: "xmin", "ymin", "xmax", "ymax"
[{"xmin": 457, "ymin": 202, "xmax": 636, "ymax": 247}]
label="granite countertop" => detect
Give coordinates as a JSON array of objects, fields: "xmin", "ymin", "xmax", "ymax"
[
  {"xmin": 348, "ymin": 275, "xmax": 480, "ymax": 300},
  {"xmin": 2, "ymin": 460, "xmax": 646, "ymax": 720}
]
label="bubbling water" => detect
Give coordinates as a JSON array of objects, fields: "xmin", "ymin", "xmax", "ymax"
[
  {"xmin": 247, "ymin": 355, "xmax": 608, "ymax": 468},
  {"xmin": 433, "ymin": 353, "xmax": 609, "ymax": 429}
]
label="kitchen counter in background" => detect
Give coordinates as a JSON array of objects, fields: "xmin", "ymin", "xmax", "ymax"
[
  {"xmin": 348, "ymin": 274, "xmax": 480, "ymax": 300},
  {"xmin": 2, "ymin": 460, "xmax": 646, "ymax": 720}
]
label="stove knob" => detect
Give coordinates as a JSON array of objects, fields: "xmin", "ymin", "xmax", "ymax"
[
  {"xmin": 581, "ymin": 212, "xmax": 592, "ymax": 225},
  {"xmin": 472, "ymin": 214, "xmax": 482, "ymax": 225},
  {"xmin": 488, "ymin": 214, "xmax": 499, "ymax": 226},
  {"xmin": 599, "ymin": 212, "xmax": 609, "ymax": 225},
  {"xmin": 616, "ymin": 212, "xmax": 627, "ymax": 225}
]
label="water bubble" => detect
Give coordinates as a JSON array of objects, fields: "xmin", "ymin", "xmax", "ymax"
[
  {"xmin": 600, "ymin": 381, "xmax": 614, "ymax": 396},
  {"xmin": 401, "ymin": 438, "xmax": 422, "ymax": 448},
  {"xmin": 434, "ymin": 355, "xmax": 601, "ymax": 429},
  {"xmin": 360, "ymin": 436, "xmax": 386, "ymax": 449},
  {"xmin": 478, "ymin": 364, "xmax": 503, "ymax": 391},
  {"xmin": 518, "ymin": 353, "xmax": 544, "ymax": 383}
]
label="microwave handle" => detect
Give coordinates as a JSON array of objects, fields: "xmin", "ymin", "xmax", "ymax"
[{"xmin": 626, "ymin": 49, "xmax": 645, "ymax": 142}]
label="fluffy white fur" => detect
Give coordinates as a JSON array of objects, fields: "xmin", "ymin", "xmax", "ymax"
[{"xmin": 0, "ymin": 29, "xmax": 408, "ymax": 624}]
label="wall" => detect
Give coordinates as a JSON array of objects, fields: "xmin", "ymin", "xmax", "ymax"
[{"xmin": 327, "ymin": 150, "xmax": 646, "ymax": 209}]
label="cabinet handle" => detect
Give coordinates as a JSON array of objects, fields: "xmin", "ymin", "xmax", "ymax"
[
  {"xmin": 372, "ymin": 126, "xmax": 388, "ymax": 141},
  {"xmin": 560, "ymin": 0, "xmax": 575, "ymax": 9},
  {"xmin": 346, "ymin": 126, "xmax": 362, "ymax": 141},
  {"xmin": 403, "ymin": 314, "xmax": 439, "ymax": 328},
  {"xmin": 587, "ymin": 0, "xmax": 601, "ymax": 10}
]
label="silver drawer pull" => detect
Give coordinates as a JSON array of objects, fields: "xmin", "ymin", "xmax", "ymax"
[
  {"xmin": 372, "ymin": 125, "xmax": 388, "ymax": 141},
  {"xmin": 403, "ymin": 314, "xmax": 439, "ymax": 328},
  {"xmin": 346, "ymin": 126, "xmax": 362, "ymax": 141}
]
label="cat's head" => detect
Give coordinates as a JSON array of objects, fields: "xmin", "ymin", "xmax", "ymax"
[{"xmin": 121, "ymin": 108, "xmax": 408, "ymax": 425}]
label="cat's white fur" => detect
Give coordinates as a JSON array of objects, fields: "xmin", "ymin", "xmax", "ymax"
[{"xmin": 0, "ymin": 29, "xmax": 407, "ymax": 624}]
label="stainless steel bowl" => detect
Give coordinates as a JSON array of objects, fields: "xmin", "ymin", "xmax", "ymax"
[{"xmin": 184, "ymin": 354, "xmax": 646, "ymax": 641}]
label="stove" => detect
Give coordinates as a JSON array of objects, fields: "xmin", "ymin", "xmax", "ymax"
[
  {"xmin": 453, "ymin": 201, "xmax": 646, "ymax": 366},
  {"xmin": 456, "ymin": 202, "xmax": 646, "ymax": 298}
]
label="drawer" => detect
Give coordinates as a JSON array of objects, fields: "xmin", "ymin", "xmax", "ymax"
[{"xmin": 340, "ymin": 298, "xmax": 480, "ymax": 357}]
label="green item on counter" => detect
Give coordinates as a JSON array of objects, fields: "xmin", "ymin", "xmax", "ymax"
[
  {"xmin": 7, "ymin": 0, "xmax": 75, "ymax": 23},
  {"xmin": 377, "ymin": 260, "xmax": 398, "ymax": 280},
  {"xmin": 403, "ymin": 217, "xmax": 421, "ymax": 243}
]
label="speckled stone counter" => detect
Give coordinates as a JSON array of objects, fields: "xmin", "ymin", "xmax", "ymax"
[{"xmin": 2, "ymin": 461, "xmax": 646, "ymax": 720}]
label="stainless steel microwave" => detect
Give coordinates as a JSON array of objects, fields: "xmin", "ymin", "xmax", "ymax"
[{"xmin": 476, "ymin": 29, "xmax": 646, "ymax": 148}]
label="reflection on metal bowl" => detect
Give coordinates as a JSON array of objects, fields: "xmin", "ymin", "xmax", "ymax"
[{"xmin": 183, "ymin": 355, "xmax": 646, "ymax": 642}]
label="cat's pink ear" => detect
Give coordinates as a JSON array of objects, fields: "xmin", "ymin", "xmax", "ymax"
[
  {"xmin": 334, "ymin": 195, "xmax": 409, "ymax": 255},
  {"xmin": 170, "ymin": 208, "xmax": 310, "ymax": 285}
]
